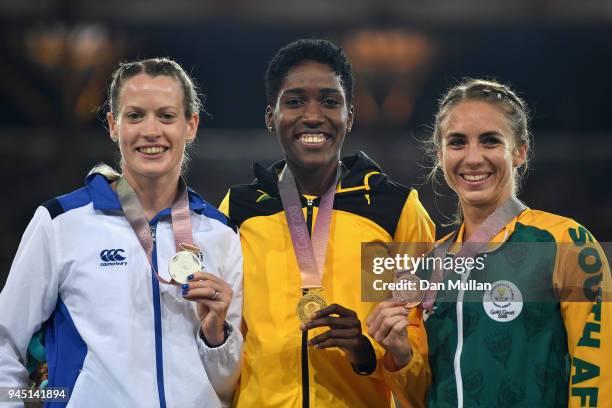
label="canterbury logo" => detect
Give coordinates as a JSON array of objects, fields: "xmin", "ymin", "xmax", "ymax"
[{"xmin": 100, "ymin": 249, "xmax": 127, "ymax": 266}]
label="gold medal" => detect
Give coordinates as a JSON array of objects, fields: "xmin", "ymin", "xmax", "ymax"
[
  {"xmin": 393, "ymin": 272, "xmax": 424, "ymax": 309},
  {"xmin": 297, "ymin": 292, "xmax": 327, "ymax": 322},
  {"xmin": 168, "ymin": 250, "xmax": 202, "ymax": 284}
]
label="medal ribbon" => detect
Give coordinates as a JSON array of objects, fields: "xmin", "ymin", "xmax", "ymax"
[
  {"xmin": 422, "ymin": 197, "xmax": 527, "ymax": 310},
  {"xmin": 116, "ymin": 176, "xmax": 195, "ymax": 285},
  {"xmin": 278, "ymin": 164, "xmax": 339, "ymax": 289}
]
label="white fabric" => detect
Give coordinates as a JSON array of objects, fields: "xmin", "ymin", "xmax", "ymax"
[{"xmin": 0, "ymin": 185, "xmax": 243, "ymax": 408}]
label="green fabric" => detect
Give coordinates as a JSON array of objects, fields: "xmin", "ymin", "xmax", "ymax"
[{"xmin": 424, "ymin": 223, "xmax": 569, "ymax": 407}]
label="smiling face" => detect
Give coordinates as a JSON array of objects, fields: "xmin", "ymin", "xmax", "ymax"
[
  {"xmin": 266, "ymin": 60, "xmax": 354, "ymax": 172},
  {"xmin": 107, "ymin": 73, "xmax": 198, "ymax": 185},
  {"xmin": 439, "ymin": 100, "xmax": 527, "ymax": 215}
]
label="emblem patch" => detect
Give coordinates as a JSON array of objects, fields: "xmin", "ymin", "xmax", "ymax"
[
  {"xmin": 99, "ymin": 249, "xmax": 127, "ymax": 267},
  {"xmin": 483, "ymin": 280, "xmax": 523, "ymax": 322}
]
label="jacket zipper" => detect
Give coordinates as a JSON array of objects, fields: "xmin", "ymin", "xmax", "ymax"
[
  {"xmin": 453, "ymin": 267, "xmax": 473, "ymax": 408},
  {"xmin": 150, "ymin": 224, "xmax": 167, "ymax": 408},
  {"xmin": 302, "ymin": 198, "xmax": 314, "ymax": 408}
]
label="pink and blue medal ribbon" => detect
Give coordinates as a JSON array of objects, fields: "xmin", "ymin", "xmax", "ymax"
[{"xmin": 116, "ymin": 176, "xmax": 197, "ymax": 285}]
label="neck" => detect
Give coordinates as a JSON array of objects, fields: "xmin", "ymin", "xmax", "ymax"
[
  {"xmin": 288, "ymin": 160, "xmax": 338, "ymax": 197},
  {"xmin": 460, "ymin": 194, "xmax": 513, "ymax": 241},
  {"xmin": 122, "ymin": 170, "xmax": 180, "ymax": 220},
  {"xmin": 461, "ymin": 206, "xmax": 493, "ymax": 241}
]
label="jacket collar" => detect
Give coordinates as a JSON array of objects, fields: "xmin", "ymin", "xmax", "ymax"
[
  {"xmin": 85, "ymin": 173, "xmax": 206, "ymax": 213},
  {"xmin": 251, "ymin": 151, "xmax": 386, "ymax": 197}
]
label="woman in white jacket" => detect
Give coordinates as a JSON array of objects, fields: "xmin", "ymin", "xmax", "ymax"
[{"xmin": 0, "ymin": 57, "xmax": 243, "ymax": 407}]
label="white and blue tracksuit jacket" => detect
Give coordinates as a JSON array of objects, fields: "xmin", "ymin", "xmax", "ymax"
[{"xmin": 0, "ymin": 173, "xmax": 243, "ymax": 407}]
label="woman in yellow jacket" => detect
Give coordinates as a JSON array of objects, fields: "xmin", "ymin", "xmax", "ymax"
[
  {"xmin": 367, "ymin": 78, "xmax": 611, "ymax": 407},
  {"xmin": 220, "ymin": 39, "xmax": 434, "ymax": 407}
]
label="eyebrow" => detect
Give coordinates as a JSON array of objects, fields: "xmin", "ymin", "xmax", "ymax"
[
  {"xmin": 281, "ymin": 88, "xmax": 343, "ymax": 95},
  {"xmin": 445, "ymin": 131, "xmax": 502, "ymax": 138},
  {"xmin": 123, "ymin": 105, "xmax": 179, "ymax": 111}
]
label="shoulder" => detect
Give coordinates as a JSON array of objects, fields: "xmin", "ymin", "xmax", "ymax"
[
  {"xmin": 41, "ymin": 186, "xmax": 93, "ymax": 220},
  {"xmin": 514, "ymin": 209, "xmax": 591, "ymax": 243},
  {"xmin": 224, "ymin": 183, "xmax": 283, "ymax": 228},
  {"xmin": 337, "ymin": 151, "xmax": 417, "ymax": 238},
  {"xmin": 341, "ymin": 150, "xmax": 411, "ymax": 199}
]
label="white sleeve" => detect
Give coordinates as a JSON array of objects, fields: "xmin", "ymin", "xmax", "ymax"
[
  {"xmin": 196, "ymin": 228, "xmax": 243, "ymax": 407},
  {"xmin": 0, "ymin": 207, "xmax": 59, "ymax": 395}
]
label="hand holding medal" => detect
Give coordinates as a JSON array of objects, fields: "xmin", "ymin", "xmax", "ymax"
[
  {"xmin": 182, "ymin": 271, "xmax": 233, "ymax": 347},
  {"xmin": 365, "ymin": 301, "xmax": 413, "ymax": 371},
  {"xmin": 301, "ymin": 303, "xmax": 377, "ymax": 373}
]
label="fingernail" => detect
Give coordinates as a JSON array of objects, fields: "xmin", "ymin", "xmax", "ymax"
[
  {"xmin": 299, "ymin": 324, "xmax": 305, "ymax": 331},
  {"xmin": 182, "ymin": 288, "xmax": 189, "ymax": 296},
  {"xmin": 181, "ymin": 284, "xmax": 189, "ymax": 290},
  {"xmin": 187, "ymin": 274, "xmax": 194, "ymax": 281}
]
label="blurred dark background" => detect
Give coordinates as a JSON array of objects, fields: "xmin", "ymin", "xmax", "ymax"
[{"xmin": 2, "ymin": 0, "xmax": 612, "ymax": 289}]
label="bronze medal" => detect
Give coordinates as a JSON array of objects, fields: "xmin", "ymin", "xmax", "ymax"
[
  {"xmin": 393, "ymin": 272, "xmax": 424, "ymax": 309},
  {"xmin": 297, "ymin": 292, "xmax": 327, "ymax": 322}
]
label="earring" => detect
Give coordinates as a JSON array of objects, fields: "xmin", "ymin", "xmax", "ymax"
[
  {"xmin": 347, "ymin": 127, "xmax": 352, "ymax": 133},
  {"xmin": 267, "ymin": 126, "xmax": 274, "ymax": 132}
]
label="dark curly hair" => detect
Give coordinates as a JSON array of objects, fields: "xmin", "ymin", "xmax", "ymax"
[{"xmin": 265, "ymin": 39, "xmax": 354, "ymax": 106}]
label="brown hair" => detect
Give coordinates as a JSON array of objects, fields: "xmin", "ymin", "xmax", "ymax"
[{"xmin": 107, "ymin": 57, "xmax": 202, "ymax": 119}]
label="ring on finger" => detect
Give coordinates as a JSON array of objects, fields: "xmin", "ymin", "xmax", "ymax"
[{"xmin": 212, "ymin": 290, "xmax": 219, "ymax": 300}]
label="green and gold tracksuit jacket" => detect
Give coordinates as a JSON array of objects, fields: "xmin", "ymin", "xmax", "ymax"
[
  {"xmin": 387, "ymin": 208, "xmax": 611, "ymax": 407},
  {"xmin": 219, "ymin": 151, "xmax": 435, "ymax": 408}
]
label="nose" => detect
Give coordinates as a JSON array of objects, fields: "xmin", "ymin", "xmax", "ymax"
[
  {"xmin": 301, "ymin": 101, "xmax": 324, "ymax": 127},
  {"xmin": 141, "ymin": 115, "xmax": 161, "ymax": 139},
  {"xmin": 464, "ymin": 143, "xmax": 485, "ymax": 167}
]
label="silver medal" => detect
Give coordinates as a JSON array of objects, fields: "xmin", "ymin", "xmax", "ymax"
[{"xmin": 168, "ymin": 250, "xmax": 202, "ymax": 284}]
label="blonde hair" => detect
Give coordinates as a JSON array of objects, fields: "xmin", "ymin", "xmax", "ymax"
[
  {"xmin": 425, "ymin": 78, "xmax": 532, "ymax": 225},
  {"xmin": 87, "ymin": 163, "xmax": 121, "ymax": 181}
]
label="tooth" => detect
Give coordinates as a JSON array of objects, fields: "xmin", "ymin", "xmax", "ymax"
[
  {"xmin": 141, "ymin": 147, "xmax": 165, "ymax": 154},
  {"xmin": 300, "ymin": 133, "xmax": 327, "ymax": 144},
  {"xmin": 464, "ymin": 174, "xmax": 488, "ymax": 181}
]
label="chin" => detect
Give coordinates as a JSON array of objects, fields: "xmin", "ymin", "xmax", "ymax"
[
  {"xmin": 460, "ymin": 193, "xmax": 498, "ymax": 211},
  {"xmin": 295, "ymin": 151, "xmax": 337, "ymax": 169},
  {"xmin": 134, "ymin": 165, "xmax": 175, "ymax": 180}
]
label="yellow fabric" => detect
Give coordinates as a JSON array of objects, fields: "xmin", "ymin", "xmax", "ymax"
[
  {"xmin": 516, "ymin": 210, "xmax": 611, "ymax": 407},
  {"xmin": 221, "ymin": 185, "xmax": 434, "ymax": 408},
  {"xmin": 381, "ymin": 307, "xmax": 430, "ymax": 408}
]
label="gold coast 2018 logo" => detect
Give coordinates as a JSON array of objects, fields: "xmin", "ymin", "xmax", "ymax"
[{"xmin": 483, "ymin": 280, "xmax": 523, "ymax": 322}]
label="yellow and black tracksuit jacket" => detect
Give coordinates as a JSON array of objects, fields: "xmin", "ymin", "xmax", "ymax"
[
  {"xmin": 219, "ymin": 151, "xmax": 435, "ymax": 408},
  {"xmin": 386, "ymin": 208, "xmax": 611, "ymax": 407}
]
